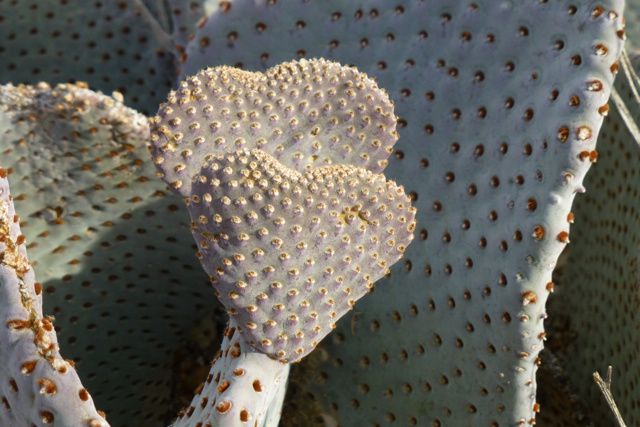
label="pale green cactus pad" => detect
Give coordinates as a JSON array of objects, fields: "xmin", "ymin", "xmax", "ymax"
[
  {"xmin": 548, "ymin": 53, "xmax": 640, "ymax": 426},
  {"xmin": 0, "ymin": 173, "xmax": 108, "ymax": 427},
  {"xmin": 168, "ymin": 0, "xmax": 219, "ymax": 47},
  {"xmin": 0, "ymin": 83, "xmax": 219, "ymax": 427},
  {"xmin": 171, "ymin": 319, "xmax": 290, "ymax": 427},
  {"xmin": 183, "ymin": 1, "xmax": 625, "ymax": 425},
  {"xmin": 0, "ymin": 1, "xmax": 175, "ymax": 113}
]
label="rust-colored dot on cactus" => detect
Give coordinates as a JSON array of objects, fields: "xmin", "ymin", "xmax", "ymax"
[
  {"xmin": 591, "ymin": 5, "xmax": 605, "ymax": 17},
  {"xmin": 532, "ymin": 225, "xmax": 545, "ymax": 240},
  {"xmin": 252, "ymin": 379, "xmax": 263, "ymax": 392},
  {"xmin": 6, "ymin": 319, "xmax": 30, "ymax": 330},
  {"xmin": 556, "ymin": 126, "xmax": 569, "ymax": 142},
  {"xmin": 78, "ymin": 388, "xmax": 90, "ymax": 401},
  {"xmin": 41, "ymin": 411, "xmax": 54, "ymax": 423},
  {"xmin": 239, "ymin": 409, "xmax": 251, "ymax": 422},
  {"xmin": 610, "ymin": 61, "xmax": 620, "ymax": 74},
  {"xmin": 37, "ymin": 378, "xmax": 57, "ymax": 395},
  {"xmin": 521, "ymin": 291, "xmax": 537, "ymax": 305},
  {"xmin": 557, "ymin": 231, "xmax": 570, "ymax": 243},
  {"xmin": 217, "ymin": 380, "xmax": 230, "ymax": 394}
]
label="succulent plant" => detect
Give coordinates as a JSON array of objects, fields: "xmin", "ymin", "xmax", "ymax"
[
  {"xmin": 0, "ymin": 1, "xmax": 638, "ymax": 426},
  {"xmin": 0, "ymin": 172, "xmax": 107, "ymax": 426},
  {"xmin": 547, "ymin": 50, "xmax": 640, "ymax": 426},
  {"xmin": 183, "ymin": 1, "xmax": 627, "ymax": 425},
  {"xmin": 150, "ymin": 59, "xmax": 417, "ymax": 426},
  {"xmin": 0, "ymin": 82, "xmax": 222, "ymax": 426}
]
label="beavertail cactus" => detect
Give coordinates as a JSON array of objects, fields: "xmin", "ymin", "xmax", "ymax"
[
  {"xmin": 182, "ymin": 1, "xmax": 626, "ymax": 425},
  {"xmin": 150, "ymin": 59, "xmax": 398, "ymax": 195},
  {"xmin": 151, "ymin": 59, "xmax": 416, "ymax": 426},
  {"xmin": 0, "ymin": 1, "xmax": 638, "ymax": 425},
  {"xmin": 548, "ymin": 50, "xmax": 640, "ymax": 426},
  {"xmin": 0, "ymin": 82, "xmax": 219, "ymax": 426},
  {"xmin": 0, "ymin": 174, "xmax": 107, "ymax": 427}
]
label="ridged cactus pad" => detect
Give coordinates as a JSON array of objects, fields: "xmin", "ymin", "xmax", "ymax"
[{"xmin": 180, "ymin": 0, "xmax": 626, "ymax": 424}]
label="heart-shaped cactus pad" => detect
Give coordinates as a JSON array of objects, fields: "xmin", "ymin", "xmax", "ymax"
[
  {"xmin": 149, "ymin": 58, "xmax": 398, "ymax": 196},
  {"xmin": 186, "ymin": 148, "xmax": 416, "ymax": 362}
]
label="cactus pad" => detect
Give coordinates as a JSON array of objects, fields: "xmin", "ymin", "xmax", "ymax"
[
  {"xmin": 548, "ymin": 55, "xmax": 640, "ymax": 425},
  {"xmin": 150, "ymin": 58, "xmax": 397, "ymax": 196},
  {"xmin": 187, "ymin": 148, "xmax": 416, "ymax": 362},
  {"xmin": 182, "ymin": 1, "xmax": 625, "ymax": 424},
  {"xmin": 0, "ymin": 173, "xmax": 108, "ymax": 427},
  {"xmin": 0, "ymin": 82, "xmax": 218, "ymax": 426},
  {"xmin": 172, "ymin": 320, "xmax": 290, "ymax": 427},
  {"xmin": 0, "ymin": 1, "xmax": 175, "ymax": 113}
]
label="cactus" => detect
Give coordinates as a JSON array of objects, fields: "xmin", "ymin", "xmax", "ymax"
[
  {"xmin": 183, "ymin": 1, "xmax": 626, "ymax": 425},
  {"xmin": 547, "ymin": 51, "xmax": 640, "ymax": 426},
  {"xmin": 0, "ymin": 1, "xmax": 175, "ymax": 113},
  {"xmin": 150, "ymin": 59, "xmax": 416, "ymax": 426},
  {"xmin": 0, "ymin": 1, "xmax": 636, "ymax": 426},
  {"xmin": 0, "ymin": 82, "xmax": 223, "ymax": 426},
  {"xmin": 0, "ymin": 173, "xmax": 107, "ymax": 426}
]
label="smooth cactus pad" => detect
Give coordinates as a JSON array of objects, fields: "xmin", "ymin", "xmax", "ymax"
[
  {"xmin": 0, "ymin": 0, "xmax": 175, "ymax": 113},
  {"xmin": 150, "ymin": 58, "xmax": 398, "ymax": 196},
  {"xmin": 188, "ymin": 148, "xmax": 416, "ymax": 362}
]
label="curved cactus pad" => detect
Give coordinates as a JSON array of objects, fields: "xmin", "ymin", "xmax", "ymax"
[
  {"xmin": 549, "ymin": 55, "xmax": 640, "ymax": 425},
  {"xmin": 0, "ymin": 83, "xmax": 218, "ymax": 426},
  {"xmin": 0, "ymin": 0, "xmax": 175, "ymax": 113},
  {"xmin": 182, "ymin": 1, "xmax": 625, "ymax": 425},
  {"xmin": 150, "ymin": 58, "xmax": 398, "ymax": 196},
  {"xmin": 172, "ymin": 320, "xmax": 290, "ymax": 427},
  {"xmin": 188, "ymin": 148, "xmax": 416, "ymax": 362},
  {"xmin": 0, "ymin": 174, "xmax": 108, "ymax": 427}
]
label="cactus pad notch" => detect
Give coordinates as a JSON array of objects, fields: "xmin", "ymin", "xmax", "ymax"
[{"xmin": 182, "ymin": 0, "xmax": 626, "ymax": 425}]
